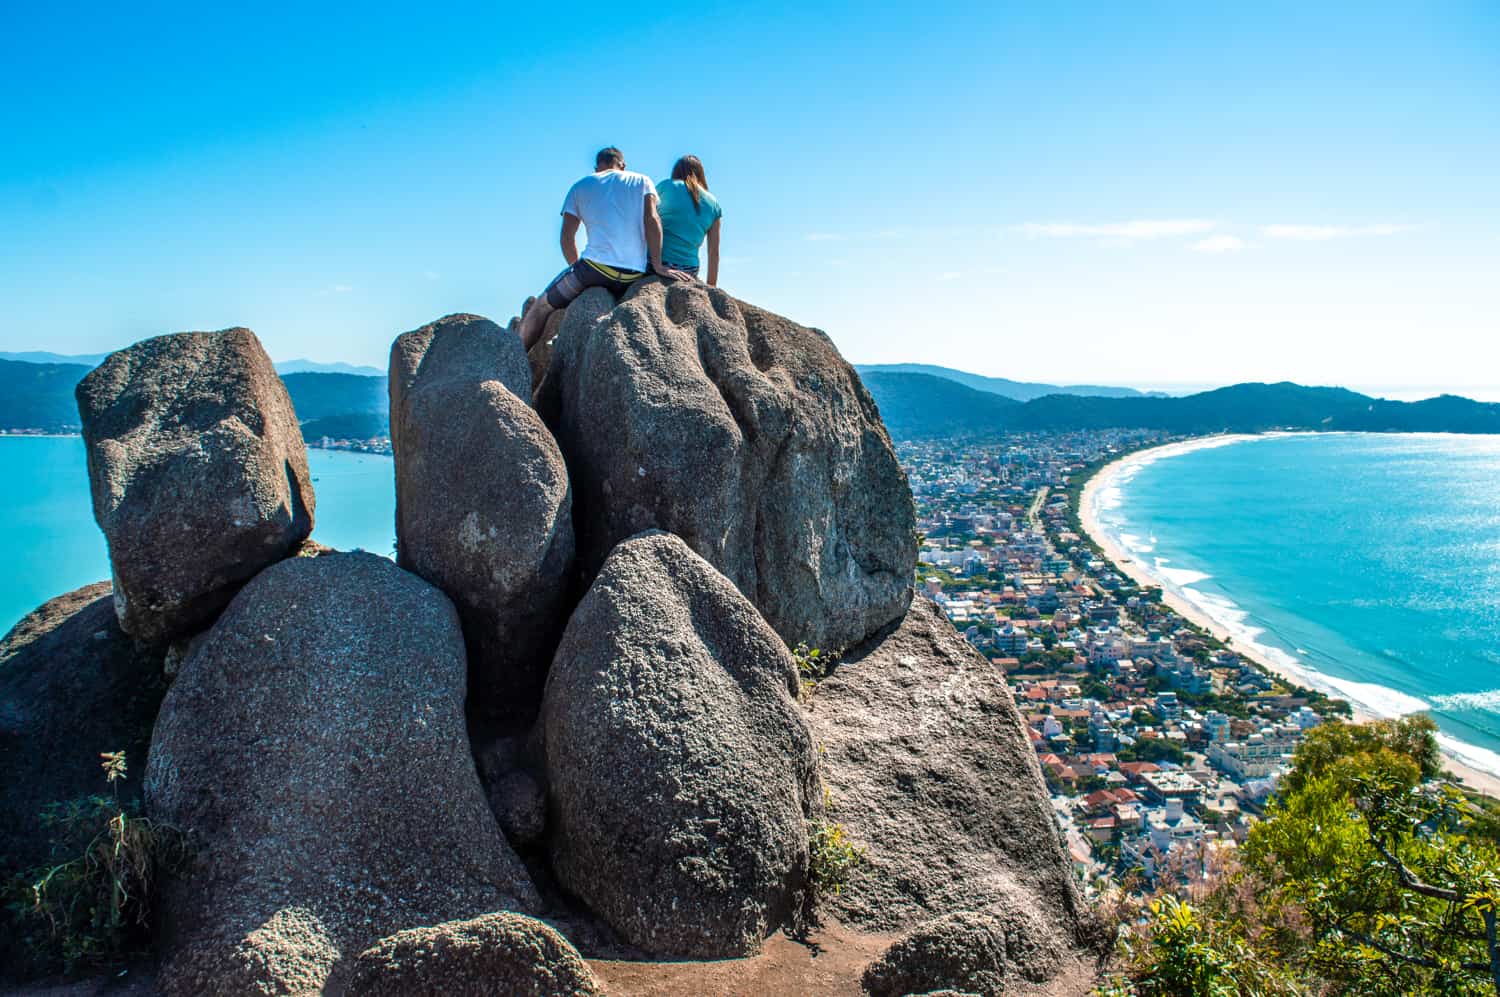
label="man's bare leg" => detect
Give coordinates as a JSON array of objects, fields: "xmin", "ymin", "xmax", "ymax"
[{"xmin": 518, "ymin": 295, "xmax": 556, "ymax": 351}]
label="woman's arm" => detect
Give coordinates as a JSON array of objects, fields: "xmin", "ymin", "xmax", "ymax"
[{"xmin": 706, "ymin": 217, "xmax": 721, "ymax": 287}]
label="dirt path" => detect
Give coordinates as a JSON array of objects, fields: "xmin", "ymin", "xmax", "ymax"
[{"xmin": 589, "ymin": 921, "xmax": 896, "ymax": 997}]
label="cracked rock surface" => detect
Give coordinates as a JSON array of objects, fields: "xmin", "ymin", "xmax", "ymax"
[{"xmin": 536, "ymin": 280, "xmax": 916, "ymax": 654}]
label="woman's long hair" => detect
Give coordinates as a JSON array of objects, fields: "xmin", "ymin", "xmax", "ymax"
[{"xmin": 670, "ymin": 155, "xmax": 709, "ymax": 209}]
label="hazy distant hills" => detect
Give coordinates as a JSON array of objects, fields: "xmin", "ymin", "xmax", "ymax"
[
  {"xmin": 278, "ymin": 372, "xmax": 387, "ymax": 423},
  {"xmin": 854, "ymin": 363, "xmax": 1159, "ymax": 401},
  {"xmin": 0, "ymin": 351, "xmax": 383, "ymax": 378},
  {"xmin": 0, "ymin": 359, "xmax": 94, "ymax": 432},
  {"xmin": 862, "ymin": 372, "xmax": 1500, "ymax": 439},
  {"xmin": 0, "ymin": 357, "xmax": 390, "ymax": 436},
  {"xmin": 274, "ymin": 359, "xmax": 385, "ymax": 376},
  {"xmin": 2, "ymin": 350, "xmax": 1496, "ymax": 442}
]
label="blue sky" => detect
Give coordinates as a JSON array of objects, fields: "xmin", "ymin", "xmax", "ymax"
[{"xmin": 3, "ymin": 2, "xmax": 1496, "ymax": 394}]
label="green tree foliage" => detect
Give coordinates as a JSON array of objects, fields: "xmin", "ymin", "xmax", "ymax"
[
  {"xmin": 1098, "ymin": 715, "xmax": 1500, "ymax": 996},
  {"xmin": 1243, "ymin": 714, "xmax": 1500, "ymax": 994},
  {"xmin": 1098, "ymin": 895, "xmax": 1311, "ymax": 997}
]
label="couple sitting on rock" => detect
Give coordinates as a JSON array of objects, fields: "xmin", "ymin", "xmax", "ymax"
[{"xmin": 517, "ymin": 146, "xmax": 723, "ymax": 349}]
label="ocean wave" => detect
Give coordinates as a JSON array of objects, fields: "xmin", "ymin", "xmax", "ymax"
[
  {"xmin": 1318, "ymin": 676, "xmax": 1432, "ymax": 718},
  {"xmin": 1431, "ymin": 689, "xmax": 1500, "ymax": 712},
  {"xmin": 1436, "ymin": 733, "xmax": 1500, "ymax": 782},
  {"xmin": 1158, "ymin": 564, "xmax": 1211, "ymax": 587}
]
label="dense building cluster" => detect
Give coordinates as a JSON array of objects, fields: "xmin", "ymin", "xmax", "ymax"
[{"xmin": 898, "ymin": 431, "xmax": 1350, "ymax": 892}]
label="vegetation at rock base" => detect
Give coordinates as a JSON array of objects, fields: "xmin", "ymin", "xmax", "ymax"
[
  {"xmin": 793, "ymin": 642, "xmax": 832, "ymax": 701},
  {"xmin": 1096, "ymin": 715, "xmax": 1500, "ymax": 995},
  {"xmin": 807, "ymin": 816, "xmax": 866, "ymax": 899},
  {"xmin": 5, "ymin": 752, "xmax": 187, "ymax": 977}
]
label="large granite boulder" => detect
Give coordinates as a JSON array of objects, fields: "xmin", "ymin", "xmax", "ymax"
[
  {"xmin": 861, "ymin": 909, "xmax": 1064, "ymax": 997},
  {"xmin": 390, "ymin": 313, "xmax": 574, "ymax": 729},
  {"xmin": 347, "ymin": 912, "xmax": 604, "ymax": 997},
  {"xmin": 536, "ymin": 280, "xmax": 916, "ymax": 653},
  {"xmin": 807, "ymin": 598, "xmax": 1102, "ymax": 961},
  {"xmin": 0, "ymin": 581, "xmax": 168, "ymax": 980},
  {"xmin": 75, "ymin": 328, "xmax": 314, "ymax": 643},
  {"xmin": 540, "ymin": 531, "xmax": 823, "ymax": 958},
  {"xmin": 145, "ymin": 552, "xmax": 539, "ymax": 995}
]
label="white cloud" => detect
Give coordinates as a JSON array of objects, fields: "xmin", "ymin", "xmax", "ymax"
[
  {"xmin": 1017, "ymin": 219, "xmax": 1216, "ymax": 240},
  {"xmin": 939, "ymin": 271, "xmax": 966, "ymax": 280},
  {"xmin": 805, "ymin": 232, "xmax": 844, "ymax": 242},
  {"xmin": 1191, "ymin": 235, "xmax": 1246, "ymax": 253},
  {"xmin": 1261, "ymin": 223, "xmax": 1417, "ymax": 241}
]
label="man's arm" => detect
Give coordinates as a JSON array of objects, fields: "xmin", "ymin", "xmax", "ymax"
[
  {"xmin": 643, "ymin": 194, "xmax": 691, "ymax": 281},
  {"xmin": 706, "ymin": 217, "xmax": 721, "ymax": 287},
  {"xmin": 560, "ymin": 213, "xmax": 581, "ymax": 265}
]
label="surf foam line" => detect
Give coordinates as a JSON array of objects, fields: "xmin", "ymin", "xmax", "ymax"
[
  {"xmin": 1431, "ymin": 689, "xmax": 1500, "ymax": 712},
  {"xmin": 1084, "ymin": 433, "xmax": 1500, "ymax": 781}
]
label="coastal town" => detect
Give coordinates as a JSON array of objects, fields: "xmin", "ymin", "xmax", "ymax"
[{"xmin": 897, "ymin": 430, "xmax": 1354, "ymax": 894}]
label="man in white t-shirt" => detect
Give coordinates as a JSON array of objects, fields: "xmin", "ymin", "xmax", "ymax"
[{"xmin": 518, "ymin": 147, "xmax": 689, "ymax": 349}]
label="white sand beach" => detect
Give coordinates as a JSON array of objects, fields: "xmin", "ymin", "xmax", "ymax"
[{"xmin": 1078, "ymin": 435, "xmax": 1500, "ymax": 799}]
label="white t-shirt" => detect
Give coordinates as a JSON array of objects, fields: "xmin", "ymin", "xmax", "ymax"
[{"xmin": 561, "ymin": 169, "xmax": 657, "ymax": 272}]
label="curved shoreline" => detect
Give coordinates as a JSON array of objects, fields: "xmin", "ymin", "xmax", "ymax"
[{"xmin": 1076, "ymin": 433, "xmax": 1500, "ymax": 798}]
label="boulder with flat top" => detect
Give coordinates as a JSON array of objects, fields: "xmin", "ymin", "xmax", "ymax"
[
  {"xmin": 75, "ymin": 327, "xmax": 314, "ymax": 643},
  {"xmin": 536, "ymin": 279, "xmax": 916, "ymax": 653}
]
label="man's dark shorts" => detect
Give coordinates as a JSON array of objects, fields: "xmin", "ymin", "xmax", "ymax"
[{"xmin": 543, "ymin": 258, "xmax": 646, "ymax": 309}]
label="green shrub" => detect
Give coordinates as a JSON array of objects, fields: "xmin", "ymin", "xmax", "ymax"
[
  {"xmin": 6, "ymin": 751, "xmax": 187, "ymax": 976},
  {"xmin": 807, "ymin": 816, "xmax": 866, "ymax": 898},
  {"xmin": 793, "ymin": 643, "xmax": 832, "ymax": 701}
]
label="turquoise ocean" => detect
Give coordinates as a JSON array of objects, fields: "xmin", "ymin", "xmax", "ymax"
[
  {"xmin": 0, "ymin": 437, "xmax": 394, "ymax": 634},
  {"xmin": 1091, "ymin": 433, "xmax": 1500, "ymax": 778},
  {"xmin": 9, "ymin": 432, "xmax": 1500, "ymax": 778}
]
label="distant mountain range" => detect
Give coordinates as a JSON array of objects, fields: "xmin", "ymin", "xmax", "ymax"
[
  {"xmin": 2, "ymin": 351, "xmax": 1495, "ymax": 442},
  {"xmin": 854, "ymin": 363, "xmax": 1164, "ymax": 401},
  {"xmin": 861, "ymin": 371, "xmax": 1500, "ymax": 439},
  {"xmin": 0, "ymin": 358, "xmax": 389, "ymax": 437},
  {"xmin": 0, "ymin": 351, "xmax": 383, "ymax": 378},
  {"xmin": 273, "ymin": 359, "xmax": 385, "ymax": 376}
]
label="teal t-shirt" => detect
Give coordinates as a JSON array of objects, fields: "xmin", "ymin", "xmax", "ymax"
[{"xmin": 655, "ymin": 179, "xmax": 722, "ymax": 269}]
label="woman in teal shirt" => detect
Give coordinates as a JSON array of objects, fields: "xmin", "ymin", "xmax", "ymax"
[{"xmin": 655, "ymin": 156, "xmax": 723, "ymax": 286}]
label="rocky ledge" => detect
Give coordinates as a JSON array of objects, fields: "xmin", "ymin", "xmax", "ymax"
[{"xmin": 0, "ymin": 278, "xmax": 1101, "ymax": 995}]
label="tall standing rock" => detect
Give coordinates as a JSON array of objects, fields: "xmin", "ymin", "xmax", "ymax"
[
  {"xmin": 541, "ymin": 531, "xmax": 823, "ymax": 958},
  {"xmin": 75, "ymin": 328, "xmax": 314, "ymax": 643},
  {"xmin": 145, "ymin": 553, "xmax": 539, "ymax": 995},
  {"xmin": 390, "ymin": 313, "xmax": 574, "ymax": 728},
  {"xmin": 807, "ymin": 598, "xmax": 1103, "ymax": 975},
  {"xmin": 536, "ymin": 281, "xmax": 916, "ymax": 653}
]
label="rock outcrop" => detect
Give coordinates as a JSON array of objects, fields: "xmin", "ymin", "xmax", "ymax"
[
  {"xmin": 861, "ymin": 909, "xmax": 1064, "ymax": 997},
  {"xmin": 75, "ymin": 328, "xmax": 314, "ymax": 643},
  {"xmin": 540, "ymin": 531, "xmax": 823, "ymax": 958},
  {"xmin": 347, "ymin": 912, "xmax": 604, "ymax": 997},
  {"xmin": 145, "ymin": 552, "xmax": 538, "ymax": 995},
  {"xmin": 0, "ymin": 581, "xmax": 168, "ymax": 979},
  {"xmin": 536, "ymin": 280, "xmax": 916, "ymax": 653},
  {"xmin": 807, "ymin": 598, "xmax": 1100, "ymax": 960},
  {"xmin": 390, "ymin": 313, "xmax": 574, "ymax": 728}
]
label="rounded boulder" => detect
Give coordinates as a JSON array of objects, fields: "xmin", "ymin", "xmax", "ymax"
[
  {"xmin": 541, "ymin": 531, "xmax": 823, "ymax": 958},
  {"xmin": 145, "ymin": 552, "xmax": 539, "ymax": 995}
]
